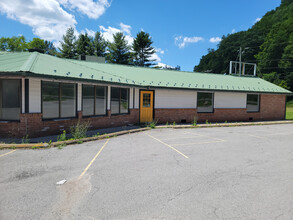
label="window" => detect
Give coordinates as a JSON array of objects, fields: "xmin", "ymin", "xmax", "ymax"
[
  {"xmin": 111, "ymin": 87, "xmax": 129, "ymax": 114},
  {"xmin": 82, "ymin": 85, "xmax": 107, "ymax": 116},
  {"xmin": 247, "ymin": 94, "xmax": 259, "ymax": 112},
  {"xmin": 197, "ymin": 92, "xmax": 214, "ymax": 113},
  {"xmin": 42, "ymin": 81, "xmax": 76, "ymax": 119},
  {"xmin": 0, "ymin": 79, "xmax": 21, "ymax": 120}
]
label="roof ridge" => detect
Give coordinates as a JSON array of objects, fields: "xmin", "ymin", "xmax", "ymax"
[{"xmin": 20, "ymin": 52, "xmax": 39, "ymax": 72}]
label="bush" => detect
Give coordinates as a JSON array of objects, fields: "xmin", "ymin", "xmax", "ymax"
[
  {"xmin": 57, "ymin": 130, "xmax": 67, "ymax": 142},
  {"xmin": 70, "ymin": 120, "xmax": 91, "ymax": 139}
]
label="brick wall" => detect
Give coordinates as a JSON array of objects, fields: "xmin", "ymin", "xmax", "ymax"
[
  {"xmin": 0, "ymin": 94, "xmax": 286, "ymax": 138},
  {"xmin": 0, "ymin": 109, "xmax": 139, "ymax": 138}
]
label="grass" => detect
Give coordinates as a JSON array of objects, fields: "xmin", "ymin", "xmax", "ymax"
[{"xmin": 286, "ymin": 100, "xmax": 293, "ymax": 120}]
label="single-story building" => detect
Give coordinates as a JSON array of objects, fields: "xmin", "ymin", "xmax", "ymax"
[{"xmin": 0, "ymin": 52, "xmax": 292, "ymax": 137}]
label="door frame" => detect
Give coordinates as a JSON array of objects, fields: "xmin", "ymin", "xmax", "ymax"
[{"xmin": 139, "ymin": 89, "xmax": 155, "ymax": 123}]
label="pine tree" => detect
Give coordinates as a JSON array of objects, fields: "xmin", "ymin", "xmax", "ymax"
[
  {"xmin": 76, "ymin": 33, "xmax": 94, "ymax": 56},
  {"xmin": 132, "ymin": 31, "xmax": 156, "ymax": 67},
  {"xmin": 59, "ymin": 27, "xmax": 77, "ymax": 59},
  {"xmin": 107, "ymin": 32, "xmax": 130, "ymax": 64},
  {"xmin": 93, "ymin": 31, "xmax": 107, "ymax": 57}
]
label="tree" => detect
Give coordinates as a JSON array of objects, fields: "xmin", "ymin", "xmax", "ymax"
[
  {"xmin": 0, "ymin": 36, "xmax": 27, "ymax": 52},
  {"xmin": 59, "ymin": 27, "xmax": 77, "ymax": 59},
  {"xmin": 44, "ymin": 40, "xmax": 58, "ymax": 56},
  {"xmin": 107, "ymin": 32, "xmax": 131, "ymax": 64},
  {"xmin": 132, "ymin": 31, "xmax": 156, "ymax": 66},
  {"xmin": 93, "ymin": 31, "xmax": 107, "ymax": 57},
  {"xmin": 28, "ymin": 38, "xmax": 46, "ymax": 50},
  {"xmin": 76, "ymin": 33, "xmax": 94, "ymax": 56}
]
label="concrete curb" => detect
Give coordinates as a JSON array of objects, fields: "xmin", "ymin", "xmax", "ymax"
[
  {"xmin": 156, "ymin": 120, "xmax": 293, "ymax": 129},
  {"xmin": 0, "ymin": 121, "xmax": 292, "ymax": 149},
  {"xmin": 0, "ymin": 143, "xmax": 49, "ymax": 149},
  {"xmin": 50, "ymin": 127, "xmax": 151, "ymax": 148}
]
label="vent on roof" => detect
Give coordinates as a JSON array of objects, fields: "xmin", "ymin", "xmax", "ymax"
[{"xmin": 79, "ymin": 55, "xmax": 105, "ymax": 63}]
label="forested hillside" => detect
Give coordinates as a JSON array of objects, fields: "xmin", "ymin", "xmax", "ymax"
[{"xmin": 194, "ymin": 0, "xmax": 293, "ymax": 91}]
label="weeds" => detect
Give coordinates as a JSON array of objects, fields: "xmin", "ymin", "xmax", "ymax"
[
  {"xmin": 166, "ymin": 122, "xmax": 169, "ymax": 126},
  {"xmin": 172, "ymin": 121, "xmax": 176, "ymax": 126},
  {"xmin": 205, "ymin": 120, "xmax": 209, "ymax": 124},
  {"xmin": 192, "ymin": 117, "xmax": 197, "ymax": 127},
  {"xmin": 57, "ymin": 143, "xmax": 66, "ymax": 149},
  {"xmin": 31, "ymin": 146, "xmax": 39, "ymax": 149},
  {"xmin": 21, "ymin": 135, "xmax": 29, "ymax": 144},
  {"xmin": 57, "ymin": 130, "xmax": 67, "ymax": 142},
  {"xmin": 77, "ymin": 140, "xmax": 83, "ymax": 144},
  {"xmin": 70, "ymin": 120, "xmax": 90, "ymax": 139},
  {"xmin": 146, "ymin": 120, "xmax": 157, "ymax": 129}
]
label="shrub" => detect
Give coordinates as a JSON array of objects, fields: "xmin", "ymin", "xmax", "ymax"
[
  {"xmin": 70, "ymin": 120, "xmax": 91, "ymax": 139},
  {"xmin": 57, "ymin": 130, "xmax": 67, "ymax": 142}
]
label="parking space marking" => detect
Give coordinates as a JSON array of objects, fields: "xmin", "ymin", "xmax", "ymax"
[
  {"xmin": 0, "ymin": 149, "xmax": 16, "ymax": 158},
  {"xmin": 172, "ymin": 140, "xmax": 225, "ymax": 147},
  {"xmin": 247, "ymin": 134, "xmax": 268, "ymax": 139},
  {"xmin": 78, "ymin": 139, "xmax": 109, "ymax": 180},
  {"xmin": 183, "ymin": 131, "xmax": 226, "ymax": 142},
  {"xmin": 146, "ymin": 133, "xmax": 189, "ymax": 159}
]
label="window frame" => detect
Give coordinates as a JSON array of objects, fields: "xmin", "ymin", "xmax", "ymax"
[
  {"xmin": 246, "ymin": 94, "xmax": 260, "ymax": 113},
  {"xmin": 82, "ymin": 84, "xmax": 107, "ymax": 118},
  {"xmin": 0, "ymin": 79, "xmax": 22, "ymax": 122},
  {"xmin": 110, "ymin": 87, "xmax": 130, "ymax": 115},
  {"xmin": 41, "ymin": 81, "xmax": 77, "ymax": 120},
  {"xmin": 197, "ymin": 92, "xmax": 214, "ymax": 113}
]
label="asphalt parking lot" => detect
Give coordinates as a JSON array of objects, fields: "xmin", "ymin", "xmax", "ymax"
[{"xmin": 1, "ymin": 124, "xmax": 293, "ymax": 220}]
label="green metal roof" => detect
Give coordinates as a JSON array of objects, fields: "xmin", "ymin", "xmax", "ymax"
[{"xmin": 0, "ymin": 52, "xmax": 292, "ymax": 94}]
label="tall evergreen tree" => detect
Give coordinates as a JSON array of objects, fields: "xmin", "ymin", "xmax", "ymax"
[
  {"xmin": 76, "ymin": 33, "xmax": 94, "ymax": 56},
  {"xmin": 44, "ymin": 40, "xmax": 58, "ymax": 56},
  {"xmin": 132, "ymin": 31, "xmax": 156, "ymax": 66},
  {"xmin": 93, "ymin": 31, "xmax": 107, "ymax": 57},
  {"xmin": 107, "ymin": 32, "xmax": 130, "ymax": 64},
  {"xmin": 59, "ymin": 27, "xmax": 77, "ymax": 59}
]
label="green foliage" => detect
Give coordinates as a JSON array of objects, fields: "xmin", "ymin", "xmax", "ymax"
[
  {"xmin": 194, "ymin": 1, "xmax": 293, "ymax": 91},
  {"xmin": 107, "ymin": 32, "xmax": 131, "ymax": 64},
  {"xmin": 76, "ymin": 33, "xmax": 94, "ymax": 56},
  {"xmin": 57, "ymin": 143, "xmax": 66, "ymax": 149},
  {"xmin": 146, "ymin": 120, "xmax": 157, "ymax": 129},
  {"xmin": 21, "ymin": 135, "xmax": 29, "ymax": 144},
  {"xmin": 59, "ymin": 27, "xmax": 77, "ymax": 59},
  {"xmin": 192, "ymin": 117, "xmax": 197, "ymax": 127},
  {"xmin": 205, "ymin": 120, "xmax": 209, "ymax": 124},
  {"xmin": 172, "ymin": 121, "xmax": 176, "ymax": 126},
  {"xmin": 57, "ymin": 130, "xmax": 67, "ymax": 142},
  {"xmin": 93, "ymin": 32, "xmax": 107, "ymax": 57},
  {"xmin": 132, "ymin": 31, "xmax": 156, "ymax": 67},
  {"xmin": 70, "ymin": 120, "xmax": 90, "ymax": 139}
]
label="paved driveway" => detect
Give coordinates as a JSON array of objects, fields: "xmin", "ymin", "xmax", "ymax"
[{"xmin": 1, "ymin": 124, "xmax": 293, "ymax": 219}]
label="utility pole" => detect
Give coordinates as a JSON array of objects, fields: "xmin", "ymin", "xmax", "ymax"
[{"xmin": 239, "ymin": 47, "xmax": 242, "ymax": 76}]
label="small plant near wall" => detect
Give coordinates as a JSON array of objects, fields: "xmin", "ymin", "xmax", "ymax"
[
  {"xmin": 57, "ymin": 143, "xmax": 66, "ymax": 149},
  {"xmin": 192, "ymin": 117, "xmax": 197, "ymax": 127},
  {"xmin": 172, "ymin": 121, "xmax": 176, "ymax": 126},
  {"xmin": 166, "ymin": 122, "xmax": 169, "ymax": 126},
  {"xmin": 205, "ymin": 120, "xmax": 209, "ymax": 125},
  {"xmin": 146, "ymin": 120, "xmax": 157, "ymax": 129},
  {"xmin": 21, "ymin": 135, "xmax": 29, "ymax": 144},
  {"xmin": 70, "ymin": 120, "xmax": 91, "ymax": 139},
  {"xmin": 57, "ymin": 130, "xmax": 67, "ymax": 142}
]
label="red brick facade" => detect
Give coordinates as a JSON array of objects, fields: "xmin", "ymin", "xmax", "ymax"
[{"xmin": 0, "ymin": 94, "xmax": 286, "ymax": 138}]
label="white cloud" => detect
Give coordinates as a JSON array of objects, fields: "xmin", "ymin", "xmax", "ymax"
[
  {"xmin": 231, "ymin": 29, "xmax": 236, "ymax": 34},
  {"xmin": 99, "ymin": 24, "xmax": 134, "ymax": 45},
  {"xmin": 155, "ymin": 62, "xmax": 174, "ymax": 69},
  {"xmin": 120, "ymin": 22, "xmax": 132, "ymax": 35},
  {"xmin": 174, "ymin": 36, "xmax": 204, "ymax": 48},
  {"xmin": 209, "ymin": 37, "xmax": 222, "ymax": 43},
  {"xmin": 81, "ymin": 28, "xmax": 96, "ymax": 37},
  {"xmin": 156, "ymin": 48, "xmax": 165, "ymax": 55},
  {"xmin": 254, "ymin": 17, "xmax": 261, "ymax": 24},
  {"xmin": 57, "ymin": 0, "xmax": 110, "ymax": 19},
  {"xmin": 0, "ymin": 0, "xmax": 76, "ymax": 46},
  {"xmin": 0, "ymin": 0, "xmax": 111, "ymax": 46}
]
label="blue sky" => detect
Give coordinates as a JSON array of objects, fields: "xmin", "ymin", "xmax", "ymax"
[{"xmin": 0, "ymin": 0, "xmax": 281, "ymax": 71}]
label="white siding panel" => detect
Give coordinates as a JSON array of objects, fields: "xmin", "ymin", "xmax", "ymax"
[
  {"xmin": 214, "ymin": 92, "xmax": 246, "ymax": 108},
  {"xmin": 129, "ymin": 88, "xmax": 133, "ymax": 109},
  {"xmin": 155, "ymin": 89, "xmax": 197, "ymax": 109},
  {"xmin": 107, "ymin": 86, "xmax": 111, "ymax": 110},
  {"xmin": 134, "ymin": 88, "xmax": 139, "ymax": 109},
  {"xmin": 29, "ymin": 78, "xmax": 41, "ymax": 113},
  {"xmin": 77, "ymin": 83, "xmax": 82, "ymax": 111}
]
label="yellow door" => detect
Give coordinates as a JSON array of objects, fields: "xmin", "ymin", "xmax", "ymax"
[{"xmin": 140, "ymin": 91, "xmax": 154, "ymax": 123}]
